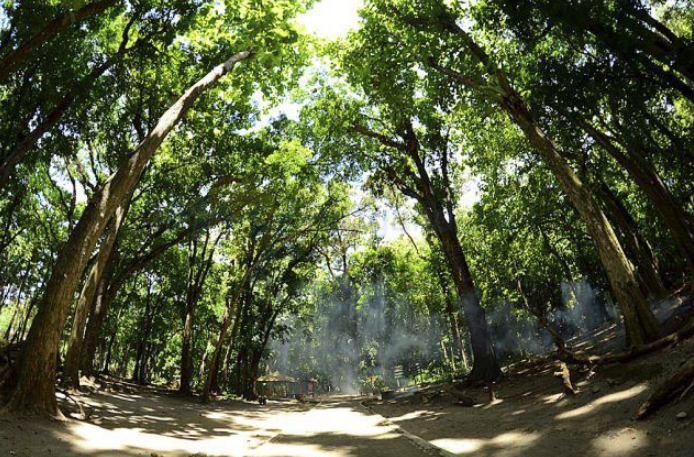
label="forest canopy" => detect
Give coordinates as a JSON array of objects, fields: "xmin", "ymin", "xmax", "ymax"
[{"xmin": 0, "ymin": 0, "xmax": 692, "ymax": 418}]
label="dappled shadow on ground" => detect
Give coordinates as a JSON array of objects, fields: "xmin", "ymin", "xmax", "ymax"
[
  {"xmin": 248, "ymin": 399, "xmax": 432, "ymax": 457},
  {"xmin": 0, "ymin": 392, "xmax": 432, "ymax": 457},
  {"xmin": 372, "ymin": 338, "xmax": 694, "ymax": 457},
  {"xmin": 0, "ymin": 387, "xmax": 303, "ymax": 457}
]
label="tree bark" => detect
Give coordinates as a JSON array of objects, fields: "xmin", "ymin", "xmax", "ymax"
[
  {"xmin": 579, "ymin": 119, "xmax": 694, "ymax": 276},
  {"xmin": 0, "ymin": 0, "xmax": 118, "ymax": 83},
  {"xmin": 2, "ymin": 50, "xmax": 254, "ymax": 416},
  {"xmin": 438, "ymin": 224, "xmax": 500, "ymax": 381},
  {"xmin": 63, "ymin": 201, "xmax": 129, "ymax": 389},
  {"xmin": 427, "ymin": 17, "xmax": 661, "ymax": 347},
  {"xmin": 595, "ymin": 181, "xmax": 667, "ymax": 299}
]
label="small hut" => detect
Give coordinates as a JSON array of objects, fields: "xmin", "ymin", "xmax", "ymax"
[{"xmin": 256, "ymin": 372, "xmax": 298, "ymax": 398}]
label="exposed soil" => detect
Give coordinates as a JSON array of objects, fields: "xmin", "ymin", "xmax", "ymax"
[
  {"xmin": 1, "ymin": 300, "xmax": 692, "ymax": 457},
  {"xmin": 368, "ymin": 328, "xmax": 694, "ymax": 457},
  {"xmin": 0, "ymin": 384, "xmax": 436, "ymax": 457}
]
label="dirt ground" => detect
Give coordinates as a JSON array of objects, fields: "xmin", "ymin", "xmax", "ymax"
[
  {"xmin": 1, "ymin": 350, "xmax": 691, "ymax": 457},
  {"xmin": 1, "ymin": 300, "xmax": 692, "ymax": 457},
  {"xmin": 0, "ymin": 386, "xmax": 437, "ymax": 457},
  {"xmin": 369, "ymin": 336, "xmax": 694, "ymax": 457}
]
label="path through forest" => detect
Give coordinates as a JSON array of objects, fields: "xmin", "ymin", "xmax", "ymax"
[
  {"xmin": 1, "ymin": 356, "xmax": 692, "ymax": 457},
  {"xmin": 0, "ymin": 388, "xmax": 435, "ymax": 457}
]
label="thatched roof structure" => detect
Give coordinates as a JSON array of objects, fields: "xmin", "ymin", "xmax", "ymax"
[{"xmin": 257, "ymin": 372, "xmax": 297, "ymax": 383}]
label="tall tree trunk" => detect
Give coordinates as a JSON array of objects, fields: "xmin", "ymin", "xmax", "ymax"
[
  {"xmin": 202, "ymin": 256, "xmax": 258, "ymax": 401},
  {"xmin": 101, "ymin": 326, "xmax": 116, "ymax": 375},
  {"xmin": 437, "ymin": 224, "xmax": 500, "ymax": 381},
  {"xmin": 2, "ymin": 50, "xmax": 254, "ymax": 416},
  {"xmin": 444, "ymin": 293, "xmax": 467, "ymax": 370},
  {"xmin": 179, "ymin": 229, "xmax": 220, "ymax": 394},
  {"xmin": 579, "ymin": 119, "xmax": 694, "ymax": 276},
  {"xmin": 179, "ymin": 297, "xmax": 195, "ymax": 394},
  {"xmin": 133, "ymin": 278, "xmax": 154, "ymax": 383},
  {"xmin": 0, "ymin": 0, "xmax": 118, "ymax": 82},
  {"xmin": 427, "ymin": 17, "xmax": 660, "ymax": 347},
  {"xmin": 63, "ymin": 201, "xmax": 128, "ymax": 389},
  {"xmin": 2, "ymin": 302, "xmax": 21, "ymax": 342},
  {"xmin": 179, "ymin": 237, "xmax": 199, "ymax": 395},
  {"xmin": 217, "ymin": 302, "xmax": 244, "ymax": 393},
  {"xmin": 80, "ymin": 271, "xmax": 115, "ymax": 377},
  {"xmin": 355, "ymin": 121, "xmax": 500, "ymax": 382},
  {"xmin": 595, "ymin": 181, "xmax": 667, "ymax": 299},
  {"xmin": 18, "ymin": 292, "xmax": 40, "ymax": 342},
  {"xmin": 428, "ymin": 248, "xmax": 468, "ymax": 371}
]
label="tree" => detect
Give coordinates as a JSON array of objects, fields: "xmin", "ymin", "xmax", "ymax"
[{"xmin": 353, "ymin": 0, "xmax": 661, "ymax": 346}]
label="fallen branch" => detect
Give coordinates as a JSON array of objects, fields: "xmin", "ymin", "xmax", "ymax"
[
  {"xmin": 560, "ymin": 318, "xmax": 694, "ymax": 366},
  {"xmin": 680, "ymin": 379, "xmax": 694, "ymax": 401},
  {"xmin": 635, "ymin": 358, "xmax": 694, "ymax": 420}
]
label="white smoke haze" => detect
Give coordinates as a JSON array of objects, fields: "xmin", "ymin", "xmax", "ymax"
[
  {"xmin": 267, "ymin": 276, "xmax": 667, "ymax": 389},
  {"xmin": 267, "ymin": 277, "xmax": 446, "ymax": 393}
]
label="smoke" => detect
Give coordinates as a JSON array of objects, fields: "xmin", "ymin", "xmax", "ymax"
[
  {"xmin": 560, "ymin": 279, "xmax": 616, "ymax": 331},
  {"xmin": 268, "ymin": 276, "xmax": 639, "ymax": 388},
  {"xmin": 487, "ymin": 278, "xmax": 622, "ymax": 361},
  {"xmin": 486, "ymin": 303, "xmax": 552, "ymax": 361},
  {"xmin": 267, "ymin": 276, "xmax": 445, "ymax": 393}
]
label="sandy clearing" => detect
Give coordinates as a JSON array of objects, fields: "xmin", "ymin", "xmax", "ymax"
[{"xmin": 0, "ymin": 390, "xmax": 435, "ymax": 457}]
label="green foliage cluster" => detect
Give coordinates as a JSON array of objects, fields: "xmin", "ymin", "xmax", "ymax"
[{"xmin": 0, "ymin": 0, "xmax": 692, "ymax": 407}]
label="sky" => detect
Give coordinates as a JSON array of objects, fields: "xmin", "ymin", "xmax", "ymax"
[{"xmin": 298, "ymin": 0, "xmax": 364, "ymax": 40}]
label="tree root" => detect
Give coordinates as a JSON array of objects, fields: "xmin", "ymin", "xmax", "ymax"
[
  {"xmin": 440, "ymin": 383, "xmax": 475, "ymax": 406},
  {"xmin": 635, "ymin": 357, "xmax": 694, "ymax": 420},
  {"xmin": 56, "ymin": 387, "xmax": 87, "ymax": 419}
]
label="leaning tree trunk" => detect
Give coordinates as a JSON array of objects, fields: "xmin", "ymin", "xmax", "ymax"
[
  {"xmin": 80, "ymin": 271, "xmax": 116, "ymax": 377},
  {"xmin": 1, "ymin": 49, "xmax": 254, "ymax": 416},
  {"xmin": 0, "ymin": 0, "xmax": 118, "ymax": 83},
  {"xmin": 63, "ymin": 201, "xmax": 128, "ymax": 389},
  {"xmin": 502, "ymin": 95, "xmax": 661, "ymax": 346},
  {"xmin": 203, "ymin": 294, "xmax": 243, "ymax": 401},
  {"xmin": 430, "ymin": 12, "xmax": 661, "ymax": 346},
  {"xmin": 580, "ymin": 119, "xmax": 694, "ymax": 276},
  {"xmin": 595, "ymin": 181, "xmax": 667, "ymax": 299}
]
